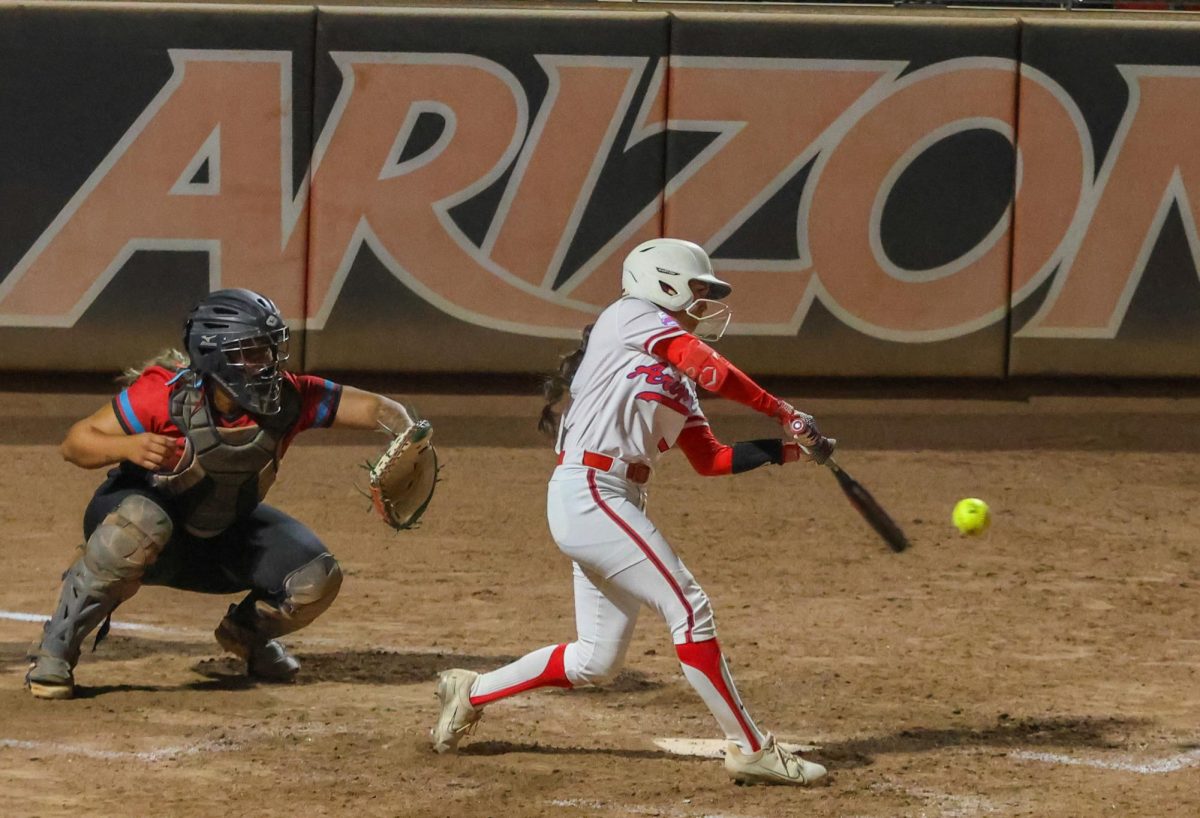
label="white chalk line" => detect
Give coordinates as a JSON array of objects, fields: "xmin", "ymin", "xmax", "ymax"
[
  {"xmin": 0, "ymin": 609, "xmax": 194, "ymax": 637},
  {"xmin": 1012, "ymin": 748, "xmax": 1200, "ymax": 774},
  {"xmin": 0, "ymin": 723, "xmax": 348, "ymax": 765},
  {"xmin": 0, "ymin": 609, "xmax": 478, "ymax": 656},
  {"xmin": 0, "ymin": 737, "xmax": 239, "ymax": 763}
]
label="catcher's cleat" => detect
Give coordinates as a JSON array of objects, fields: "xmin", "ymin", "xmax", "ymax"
[
  {"xmin": 432, "ymin": 669, "xmax": 482, "ymax": 754},
  {"xmin": 724, "ymin": 734, "xmax": 826, "ymax": 786},
  {"xmin": 25, "ymin": 654, "xmax": 75, "ymax": 700},
  {"xmin": 214, "ymin": 618, "xmax": 300, "ymax": 682}
]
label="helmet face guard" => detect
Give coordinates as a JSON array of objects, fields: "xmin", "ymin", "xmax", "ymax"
[
  {"xmin": 184, "ymin": 289, "xmax": 290, "ymax": 415},
  {"xmin": 215, "ymin": 327, "xmax": 290, "ymax": 414},
  {"xmin": 686, "ymin": 299, "xmax": 732, "ymax": 342}
]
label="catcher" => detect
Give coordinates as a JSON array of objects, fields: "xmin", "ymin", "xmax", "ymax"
[{"xmin": 25, "ymin": 288, "xmax": 437, "ymax": 699}]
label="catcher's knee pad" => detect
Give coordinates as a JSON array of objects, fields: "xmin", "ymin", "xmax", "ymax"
[
  {"xmin": 565, "ymin": 639, "xmax": 629, "ymax": 687},
  {"xmin": 83, "ymin": 495, "xmax": 172, "ymax": 583},
  {"xmin": 254, "ymin": 553, "xmax": 343, "ymax": 638}
]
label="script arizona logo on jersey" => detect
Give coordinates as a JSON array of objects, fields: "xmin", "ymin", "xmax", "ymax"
[{"xmin": 627, "ymin": 363, "xmax": 692, "ymax": 416}]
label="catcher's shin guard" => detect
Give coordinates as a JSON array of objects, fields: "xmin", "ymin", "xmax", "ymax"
[
  {"xmin": 214, "ymin": 553, "xmax": 342, "ymax": 680},
  {"xmin": 27, "ymin": 496, "xmax": 171, "ymax": 699}
]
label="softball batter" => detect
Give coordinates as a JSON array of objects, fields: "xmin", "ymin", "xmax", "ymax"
[
  {"xmin": 432, "ymin": 238, "xmax": 834, "ymax": 785},
  {"xmin": 25, "ymin": 288, "xmax": 418, "ymax": 699}
]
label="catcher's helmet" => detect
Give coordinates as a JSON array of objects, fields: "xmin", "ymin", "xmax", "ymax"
[
  {"xmin": 624, "ymin": 236, "xmax": 734, "ymax": 338},
  {"xmin": 183, "ymin": 288, "xmax": 290, "ymax": 415}
]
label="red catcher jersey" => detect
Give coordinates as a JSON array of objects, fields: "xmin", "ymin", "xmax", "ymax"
[{"xmin": 112, "ymin": 366, "xmax": 342, "ymax": 457}]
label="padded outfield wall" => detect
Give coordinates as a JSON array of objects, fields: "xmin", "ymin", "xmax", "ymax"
[{"xmin": 1, "ymin": 3, "xmax": 1198, "ymax": 377}]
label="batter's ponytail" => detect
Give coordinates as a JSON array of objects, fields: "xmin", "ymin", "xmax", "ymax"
[{"xmin": 538, "ymin": 323, "xmax": 594, "ymax": 436}]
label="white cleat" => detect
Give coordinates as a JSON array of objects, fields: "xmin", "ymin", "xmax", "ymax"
[
  {"xmin": 432, "ymin": 669, "xmax": 482, "ymax": 754},
  {"xmin": 724, "ymin": 733, "xmax": 827, "ymax": 786}
]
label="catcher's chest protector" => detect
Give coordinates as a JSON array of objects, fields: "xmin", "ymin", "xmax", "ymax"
[{"xmin": 152, "ymin": 380, "xmax": 300, "ymax": 537}]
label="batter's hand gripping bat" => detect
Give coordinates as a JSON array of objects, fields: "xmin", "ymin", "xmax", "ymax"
[{"xmin": 823, "ymin": 457, "xmax": 910, "ymax": 553}]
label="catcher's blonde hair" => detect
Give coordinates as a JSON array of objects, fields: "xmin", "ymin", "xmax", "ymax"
[{"xmin": 117, "ymin": 348, "xmax": 190, "ymax": 386}]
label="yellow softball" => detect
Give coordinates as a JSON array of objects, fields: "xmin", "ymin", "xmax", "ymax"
[{"xmin": 952, "ymin": 498, "xmax": 991, "ymax": 536}]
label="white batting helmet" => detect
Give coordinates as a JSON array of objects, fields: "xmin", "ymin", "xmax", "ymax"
[{"xmin": 621, "ymin": 238, "xmax": 732, "ymax": 311}]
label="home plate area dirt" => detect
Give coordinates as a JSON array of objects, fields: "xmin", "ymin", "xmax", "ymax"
[{"xmin": 1, "ymin": 389, "xmax": 1198, "ymax": 817}]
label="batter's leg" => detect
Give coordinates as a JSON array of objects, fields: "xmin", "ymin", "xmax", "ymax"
[
  {"xmin": 570, "ymin": 475, "xmax": 768, "ymax": 754},
  {"xmin": 432, "ymin": 562, "xmax": 640, "ymax": 753},
  {"xmin": 596, "ymin": 556, "xmax": 767, "ymax": 755},
  {"xmin": 584, "ymin": 487, "xmax": 825, "ymax": 784}
]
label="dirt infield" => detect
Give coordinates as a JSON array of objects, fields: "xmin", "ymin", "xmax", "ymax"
[{"xmin": 2, "ymin": 387, "xmax": 1198, "ymax": 817}]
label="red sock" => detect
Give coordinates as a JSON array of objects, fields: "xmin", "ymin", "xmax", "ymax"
[
  {"xmin": 469, "ymin": 643, "xmax": 572, "ymax": 706},
  {"xmin": 676, "ymin": 638, "xmax": 764, "ymax": 753}
]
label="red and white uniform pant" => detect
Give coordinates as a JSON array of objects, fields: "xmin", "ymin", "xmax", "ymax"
[{"xmin": 469, "ymin": 466, "xmax": 766, "ymax": 753}]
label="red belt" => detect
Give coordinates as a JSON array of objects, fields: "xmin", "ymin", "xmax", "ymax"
[{"xmin": 556, "ymin": 450, "xmax": 651, "ymax": 485}]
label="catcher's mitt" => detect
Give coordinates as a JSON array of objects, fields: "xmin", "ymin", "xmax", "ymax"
[{"xmin": 368, "ymin": 420, "xmax": 438, "ymax": 530}]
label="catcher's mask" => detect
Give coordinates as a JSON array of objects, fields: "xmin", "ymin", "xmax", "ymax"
[
  {"xmin": 183, "ymin": 288, "xmax": 290, "ymax": 415},
  {"xmin": 621, "ymin": 238, "xmax": 733, "ymax": 341}
]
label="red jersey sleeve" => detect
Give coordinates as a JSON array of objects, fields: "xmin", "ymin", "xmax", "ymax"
[
  {"xmin": 651, "ymin": 334, "xmax": 778, "ymax": 416},
  {"xmin": 275, "ymin": 373, "xmax": 342, "ymax": 456},
  {"xmin": 290, "ymin": 373, "xmax": 343, "ymax": 433},
  {"xmin": 675, "ymin": 424, "xmax": 734, "ymax": 477},
  {"xmin": 111, "ymin": 366, "xmax": 180, "ymax": 436}
]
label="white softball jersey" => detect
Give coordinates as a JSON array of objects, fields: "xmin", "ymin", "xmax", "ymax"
[{"xmin": 556, "ymin": 296, "xmax": 707, "ymax": 470}]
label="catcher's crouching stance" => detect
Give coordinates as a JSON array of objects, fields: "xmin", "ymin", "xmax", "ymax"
[{"xmin": 26, "ymin": 288, "xmax": 436, "ymax": 699}]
